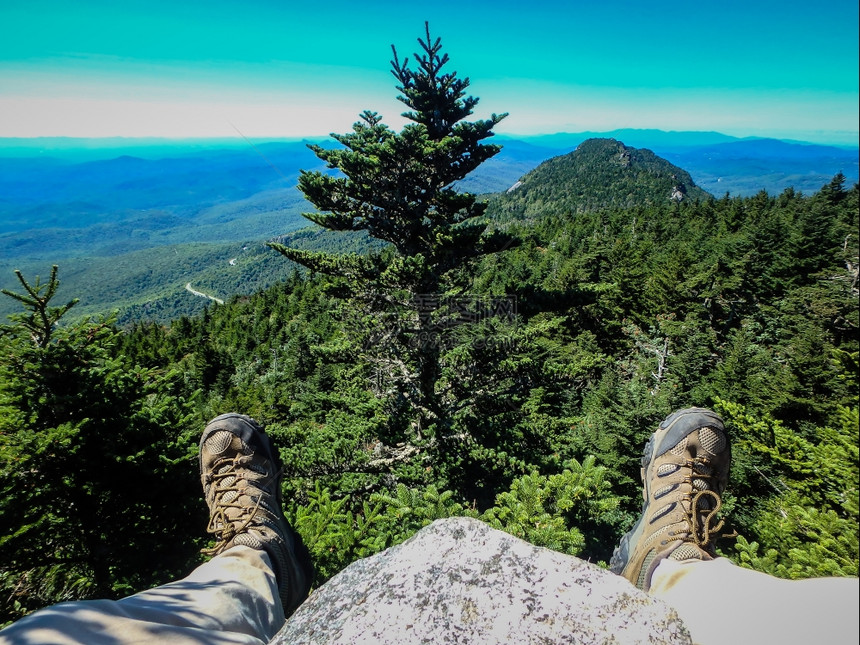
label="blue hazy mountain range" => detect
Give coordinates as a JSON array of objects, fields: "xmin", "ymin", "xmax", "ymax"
[
  {"xmin": 2, "ymin": 129, "xmax": 856, "ymax": 258},
  {"xmin": 0, "ymin": 129, "xmax": 857, "ymax": 322}
]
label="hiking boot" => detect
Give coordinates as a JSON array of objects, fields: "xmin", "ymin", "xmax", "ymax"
[
  {"xmin": 609, "ymin": 407, "xmax": 733, "ymax": 591},
  {"xmin": 200, "ymin": 413, "xmax": 313, "ymax": 615}
]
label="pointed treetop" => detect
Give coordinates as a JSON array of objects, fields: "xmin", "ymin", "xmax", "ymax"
[
  {"xmin": 390, "ymin": 22, "xmax": 496, "ymax": 140},
  {"xmin": 1, "ymin": 265, "xmax": 78, "ymax": 347}
]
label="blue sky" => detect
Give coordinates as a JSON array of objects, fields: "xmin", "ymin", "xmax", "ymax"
[{"xmin": 1, "ymin": 0, "xmax": 858, "ymax": 144}]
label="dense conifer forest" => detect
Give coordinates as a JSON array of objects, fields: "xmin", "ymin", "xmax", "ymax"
[{"xmin": 1, "ymin": 28, "xmax": 857, "ymax": 626}]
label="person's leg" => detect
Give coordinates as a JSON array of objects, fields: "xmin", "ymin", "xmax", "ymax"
[
  {"xmin": 609, "ymin": 407, "xmax": 859, "ymax": 645},
  {"xmin": 649, "ymin": 556, "xmax": 859, "ymax": 645},
  {"xmin": 0, "ymin": 413, "xmax": 313, "ymax": 645},
  {"xmin": 0, "ymin": 546, "xmax": 283, "ymax": 645}
]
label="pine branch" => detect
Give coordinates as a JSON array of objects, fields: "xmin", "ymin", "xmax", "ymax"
[{"xmin": 1, "ymin": 266, "xmax": 78, "ymax": 347}]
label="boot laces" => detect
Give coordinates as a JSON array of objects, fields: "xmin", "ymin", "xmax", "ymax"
[
  {"xmin": 669, "ymin": 457, "xmax": 737, "ymax": 548},
  {"xmin": 202, "ymin": 455, "xmax": 272, "ymax": 555}
]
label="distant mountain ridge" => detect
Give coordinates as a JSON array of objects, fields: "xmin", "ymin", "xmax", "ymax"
[
  {"xmin": 464, "ymin": 132, "xmax": 858, "ymax": 197},
  {"xmin": 0, "ymin": 130, "xmax": 856, "ymax": 324},
  {"xmin": 510, "ymin": 129, "xmax": 741, "ymax": 151},
  {"xmin": 490, "ymin": 138, "xmax": 711, "ymax": 220},
  {"xmin": 658, "ymin": 139, "xmax": 859, "ymax": 197},
  {"xmin": 1, "ymin": 130, "xmax": 855, "ymax": 202},
  {"xmin": 0, "ymin": 141, "xmax": 325, "ymax": 253}
]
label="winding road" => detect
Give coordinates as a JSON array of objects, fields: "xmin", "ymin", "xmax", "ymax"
[{"xmin": 185, "ymin": 283, "xmax": 224, "ymax": 305}]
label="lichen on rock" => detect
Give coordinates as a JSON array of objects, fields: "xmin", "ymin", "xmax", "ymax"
[{"xmin": 273, "ymin": 516, "xmax": 692, "ymax": 644}]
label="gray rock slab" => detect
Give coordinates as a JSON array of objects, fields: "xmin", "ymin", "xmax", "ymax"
[{"xmin": 273, "ymin": 516, "xmax": 691, "ymax": 644}]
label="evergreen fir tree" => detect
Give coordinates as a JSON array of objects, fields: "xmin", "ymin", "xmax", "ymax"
[
  {"xmin": 270, "ymin": 23, "xmax": 515, "ymax": 444},
  {"xmin": 0, "ymin": 269, "xmax": 202, "ymax": 623}
]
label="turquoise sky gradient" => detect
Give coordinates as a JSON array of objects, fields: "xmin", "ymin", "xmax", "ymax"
[{"xmin": 1, "ymin": 0, "xmax": 858, "ymax": 143}]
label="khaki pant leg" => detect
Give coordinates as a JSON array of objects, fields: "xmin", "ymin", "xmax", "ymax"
[
  {"xmin": 650, "ymin": 557, "xmax": 859, "ymax": 645},
  {"xmin": 0, "ymin": 546, "xmax": 284, "ymax": 645}
]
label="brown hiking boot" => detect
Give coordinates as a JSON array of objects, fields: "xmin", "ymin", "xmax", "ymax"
[
  {"xmin": 609, "ymin": 408, "xmax": 734, "ymax": 591},
  {"xmin": 200, "ymin": 413, "xmax": 313, "ymax": 615}
]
